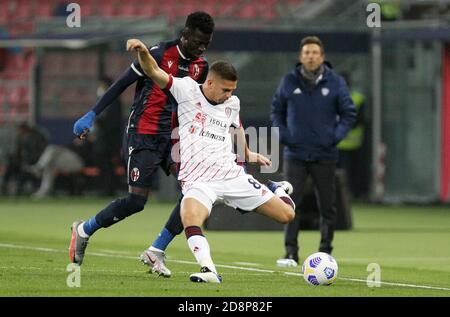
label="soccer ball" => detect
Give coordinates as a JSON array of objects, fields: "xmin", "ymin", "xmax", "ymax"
[{"xmin": 302, "ymin": 252, "xmax": 338, "ymax": 286}]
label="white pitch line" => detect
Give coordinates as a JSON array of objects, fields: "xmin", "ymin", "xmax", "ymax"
[{"xmin": 1, "ymin": 243, "xmax": 450, "ymax": 292}]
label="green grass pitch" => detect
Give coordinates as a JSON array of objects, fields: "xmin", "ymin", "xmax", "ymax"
[{"xmin": 0, "ymin": 197, "xmax": 449, "ymax": 297}]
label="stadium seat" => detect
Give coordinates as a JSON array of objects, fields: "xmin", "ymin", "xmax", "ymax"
[
  {"xmin": 101, "ymin": 0, "xmax": 117, "ymax": 17},
  {"xmin": 235, "ymin": 2, "xmax": 260, "ymax": 19},
  {"xmin": 216, "ymin": 0, "xmax": 240, "ymax": 17},
  {"xmin": 8, "ymin": 86, "xmax": 21, "ymax": 106},
  {"xmin": 113, "ymin": 0, "xmax": 140, "ymax": 17},
  {"xmin": 0, "ymin": 12, "xmax": 7, "ymax": 26},
  {"xmin": 198, "ymin": 3, "xmax": 218, "ymax": 17},
  {"xmin": 259, "ymin": 0, "xmax": 278, "ymax": 20},
  {"xmin": 35, "ymin": 1, "xmax": 53, "ymax": 18},
  {"xmin": 135, "ymin": 4, "xmax": 158, "ymax": 17},
  {"xmin": 15, "ymin": 0, "xmax": 34, "ymax": 21},
  {"xmin": 157, "ymin": 1, "xmax": 178, "ymax": 22},
  {"xmin": 77, "ymin": 0, "xmax": 97, "ymax": 16},
  {"xmin": 0, "ymin": 86, "xmax": 6, "ymax": 105}
]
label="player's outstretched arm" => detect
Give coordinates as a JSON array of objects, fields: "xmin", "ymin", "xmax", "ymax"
[
  {"xmin": 126, "ymin": 39, "xmax": 170, "ymax": 89},
  {"xmin": 234, "ymin": 126, "xmax": 271, "ymax": 167}
]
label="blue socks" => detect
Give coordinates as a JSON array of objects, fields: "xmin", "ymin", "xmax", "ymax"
[
  {"xmin": 83, "ymin": 216, "xmax": 101, "ymax": 236},
  {"xmin": 151, "ymin": 228, "xmax": 175, "ymax": 251}
]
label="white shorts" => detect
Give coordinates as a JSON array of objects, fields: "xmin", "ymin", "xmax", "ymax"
[{"xmin": 181, "ymin": 174, "xmax": 274, "ymax": 213}]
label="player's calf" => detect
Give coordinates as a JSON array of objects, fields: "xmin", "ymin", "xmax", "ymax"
[
  {"xmin": 261, "ymin": 198, "xmax": 295, "ymax": 224},
  {"xmin": 256, "ymin": 181, "xmax": 296, "ymax": 224}
]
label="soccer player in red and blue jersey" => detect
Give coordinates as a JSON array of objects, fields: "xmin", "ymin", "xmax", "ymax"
[{"xmin": 69, "ymin": 12, "xmax": 214, "ymax": 266}]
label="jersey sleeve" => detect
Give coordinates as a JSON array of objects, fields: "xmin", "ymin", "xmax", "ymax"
[
  {"xmin": 130, "ymin": 43, "xmax": 164, "ymax": 77},
  {"xmin": 167, "ymin": 76, "xmax": 196, "ymax": 104},
  {"xmin": 230, "ymin": 97, "xmax": 241, "ymax": 128}
]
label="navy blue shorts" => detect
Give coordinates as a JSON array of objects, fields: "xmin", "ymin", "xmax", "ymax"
[{"xmin": 123, "ymin": 133, "xmax": 173, "ymax": 188}]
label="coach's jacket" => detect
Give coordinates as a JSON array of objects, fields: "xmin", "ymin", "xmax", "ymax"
[{"xmin": 271, "ymin": 62, "xmax": 357, "ymax": 162}]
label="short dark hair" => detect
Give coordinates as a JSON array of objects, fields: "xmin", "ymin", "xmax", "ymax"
[
  {"xmin": 185, "ymin": 11, "xmax": 215, "ymax": 35},
  {"xmin": 209, "ymin": 60, "xmax": 238, "ymax": 81},
  {"xmin": 300, "ymin": 36, "xmax": 324, "ymax": 54}
]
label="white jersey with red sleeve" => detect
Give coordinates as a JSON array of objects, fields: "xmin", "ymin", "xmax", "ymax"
[{"xmin": 167, "ymin": 75, "xmax": 245, "ymax": 183}]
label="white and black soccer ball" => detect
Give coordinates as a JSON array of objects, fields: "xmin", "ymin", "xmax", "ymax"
[{"xmin": 302, "ymin": 252, "xmax": 338, "ymax": 286}]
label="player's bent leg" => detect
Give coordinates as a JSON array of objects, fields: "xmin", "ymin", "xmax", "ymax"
[
  {"xmin": 140, "ymin": 198, "xmax": 183, "ymax": 278},
  {"xmin": 181, "ymin": 197, "xmax": 210, "ymax": 227},
  {"xmin": 95, "ymin": 192, "xmax": 147, "ymax": 228},
  {"xmin": 255, "ymin": 196, "xmax": 295, "ymax": 224},
  {"xmin": 69, "ymin": 188, "xmax": 148, "ymax": 265}
]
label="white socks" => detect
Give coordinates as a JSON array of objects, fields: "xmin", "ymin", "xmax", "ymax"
[
  {"xmin": 187, "ymin": 235, "xmax": 217, "ymax": 274},
  {"xmin": 77, "ymin": 222, "xmax": 90, "ymax": 238}
]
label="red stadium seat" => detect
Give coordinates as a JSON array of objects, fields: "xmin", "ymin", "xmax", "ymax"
[
  {"xmin": 101, "ymin": 0, "xmax": 117, "ymax": 17},
  {"xmin": 216, "ymin": 0, "xmax": 240, "ymax": 17},
  {"xmin": 197, "ymin": 3, "xmax": 218, "ymax": 17},
  {"xmin": 77, "ymin": 0, "xmax": 97, "ymax": 16},
  {"xmin": 235, "ymin": 2, "xmax": 259, "ymax": 19},
  {"xmin": 0, "ymin": 86, "xmax": 6, "ymax": 104},
  {"xmin": 119, "ymin": 2, "xmax": 137, "ymax": 16},
  {"xmin": 135, "ymin": 4, "xmax": 158, "ymax": 17},
  {"xmin": 8, "ymin": 86, "xmax": 21, "ymax": 106},
  {"xmin": 0, "ymin": 11, "xmax": 7, "ymax": 25},
  {"xmin": 35, "ymin": 1, "xmax": 53, "ymax": 18},
  {"xmin": 14, "ymin": 1, "xmax": 34, "ymax": 21}
]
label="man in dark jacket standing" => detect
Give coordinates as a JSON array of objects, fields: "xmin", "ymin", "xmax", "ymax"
[{"xmin": 271, "ymin": 36, "xmax": 356, "ymax": 263}]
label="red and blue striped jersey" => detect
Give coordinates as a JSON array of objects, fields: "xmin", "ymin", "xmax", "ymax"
[{"xmin": 127, "ymin": 39, "xmax": 208, "ymax": 135}]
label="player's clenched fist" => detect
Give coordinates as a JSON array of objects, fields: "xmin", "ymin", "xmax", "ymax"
[{"xmin": 126, "ymin": 39, "xmax": 148, "ymax": 52}]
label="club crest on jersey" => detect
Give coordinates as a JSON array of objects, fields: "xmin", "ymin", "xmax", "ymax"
[
  {"xmin": 130, "ymin": 168, "xmax": 140, "ymax": 182},
  {"xmin": 193, "ymin": 64, "xmax": 200, "ymax": 79},
  {"xmin": 321, "ymin": 87, "xmax": 330, "ymax": 96},
  {"xmin": 225, "ymin": 107, "xmax": 232, "ymax": 118}
]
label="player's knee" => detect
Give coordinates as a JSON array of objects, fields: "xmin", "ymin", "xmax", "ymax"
[
  {"xmin": 96, "ymin": 193, "xmax": 147, "ymax": 228},
  {"xmin": 180, "ymin": 208, "xmax": 195, "ymax": 226},
  {"xmin": 285, "ymin": 207, "xmax": 295, "ymax": 222},
  {"xmin": 115, "ymin": 193, "xmax": 147, "ymax": 219},
  {"xmin": 278, "ymin": 206, "xmax": 295, "ymax": 224},
  {"xmin": 180, "ymin": 208, "xmax": 204, "ymax": 227},
  {"xmin": 126, "ymin": 193, "xmax": 147, "ymax": 214}
]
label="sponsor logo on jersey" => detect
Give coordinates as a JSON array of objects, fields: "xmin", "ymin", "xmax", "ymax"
[
  {"xmin": 199, "ymin": 129, "xmax": 226, "ymax": 142},
  {"xmin": 168, "ymin": 60, "xmax": 173, "ymax": 69},
  {"xmin": 189, "ymin": 125, "xmax": 197, "ymax": 134},
  {"xmin": 194, "ymin": 112, "xmax": 207, "ymax": 125},
  {"xmin": 209, "ymin": 118, "xmax": 227, "ymax": 129}
]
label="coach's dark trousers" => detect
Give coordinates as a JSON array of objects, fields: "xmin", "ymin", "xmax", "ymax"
[{"xmin": 284, "ymin": 159, "xmax": 337, "ymax": 256}]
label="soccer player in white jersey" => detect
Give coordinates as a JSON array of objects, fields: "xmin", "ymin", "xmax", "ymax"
[{"xmin": 127, "ymin": 39, "xmax": 295, "ymax": 283}]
